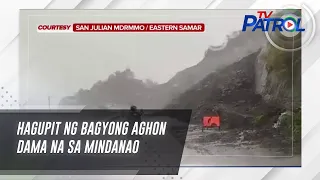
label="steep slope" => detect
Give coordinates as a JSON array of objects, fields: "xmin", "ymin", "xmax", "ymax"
[
  {"xmin": 255, "ymin": 11, "xmax": 302, "ymax": 110},
  {"xmin": 167, "ymin": 50, "xmax": 264, "ymax": 128},
  {"xmin": 164, "ymin": 30, "xmax": 266, "ymax": 93},
  {"xmin": 253, "ymin": 10, "xmax": 302, "ymax": 151},
  {"xmin": 152, "ymin": 30, "xmax": 267, "ymax": 107}
]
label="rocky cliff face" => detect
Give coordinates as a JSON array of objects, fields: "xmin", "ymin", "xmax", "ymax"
[
  {"xmin": 165, "ymin": 30, "xmax": 266, "ymax": 93},
  {"xmin": 167, "ymin": 50, "xmax": 264, "ymax": 128},
  {"xmin": 254, "ymin": 46, "xmax": 268, "ymax": 95},
  {"xmin": 255, "ymin": 40, "xmax": 301, "ymax": 110},
  {"xmin": 255, "ymin": 9, "xmax": 302, "ymax": 110}
]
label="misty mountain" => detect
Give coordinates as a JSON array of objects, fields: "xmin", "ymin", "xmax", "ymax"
[{"xmin": 59, "ymin": 30, "xmax": 266, "ymax": 108}]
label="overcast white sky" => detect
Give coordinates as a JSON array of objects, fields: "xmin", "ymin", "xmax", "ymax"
[{"xmin": 20, "ymin": 10, "xmax": 253, "ymax": 105}]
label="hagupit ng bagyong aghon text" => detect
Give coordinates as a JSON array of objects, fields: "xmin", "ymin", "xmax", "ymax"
[{"xmin": 15, "ymin": 121, "xmax": 167, "ymax": 154}]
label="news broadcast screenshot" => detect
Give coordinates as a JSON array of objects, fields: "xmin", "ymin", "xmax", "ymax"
[{"xmin": 0, "ymin": 3, "xmax": 318, "ymax": 179}]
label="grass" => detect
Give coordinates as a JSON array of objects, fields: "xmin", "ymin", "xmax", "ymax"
[
  {"xmin": 279, "ymin": 108, "xmax": 301, "ymax": 153},
  {"xmin": 253, "ymin": 114, "xmax": 269, "ymax": 127}
]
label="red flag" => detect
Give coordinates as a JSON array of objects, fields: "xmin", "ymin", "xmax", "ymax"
[{"xmin": 202, "ymin": 116, "xmax": 220, "ymax": 127}]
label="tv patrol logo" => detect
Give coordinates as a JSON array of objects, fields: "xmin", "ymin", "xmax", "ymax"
[{"xmin": 242, "ymin": 11, "xmax": 305, "ymax": 33}]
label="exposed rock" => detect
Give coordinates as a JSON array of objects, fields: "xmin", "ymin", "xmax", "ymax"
[{"xmin": 166, "ymin": 50, "xmax": 264, "ymax": 129}]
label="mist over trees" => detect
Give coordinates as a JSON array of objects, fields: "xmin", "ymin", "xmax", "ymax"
[{"xmin": 62, "ymin": 68, "xmax": 158, "ymax": 107}]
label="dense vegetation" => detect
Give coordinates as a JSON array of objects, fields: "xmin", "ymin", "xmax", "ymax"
[{"xmin": 260, "ymin": 10, "xmax": 302, "ymax": 153}]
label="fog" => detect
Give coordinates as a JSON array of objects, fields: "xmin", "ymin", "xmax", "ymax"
[{"xmin": 20, "ymin": 10, "xmax": 253, "ymax": 105}]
